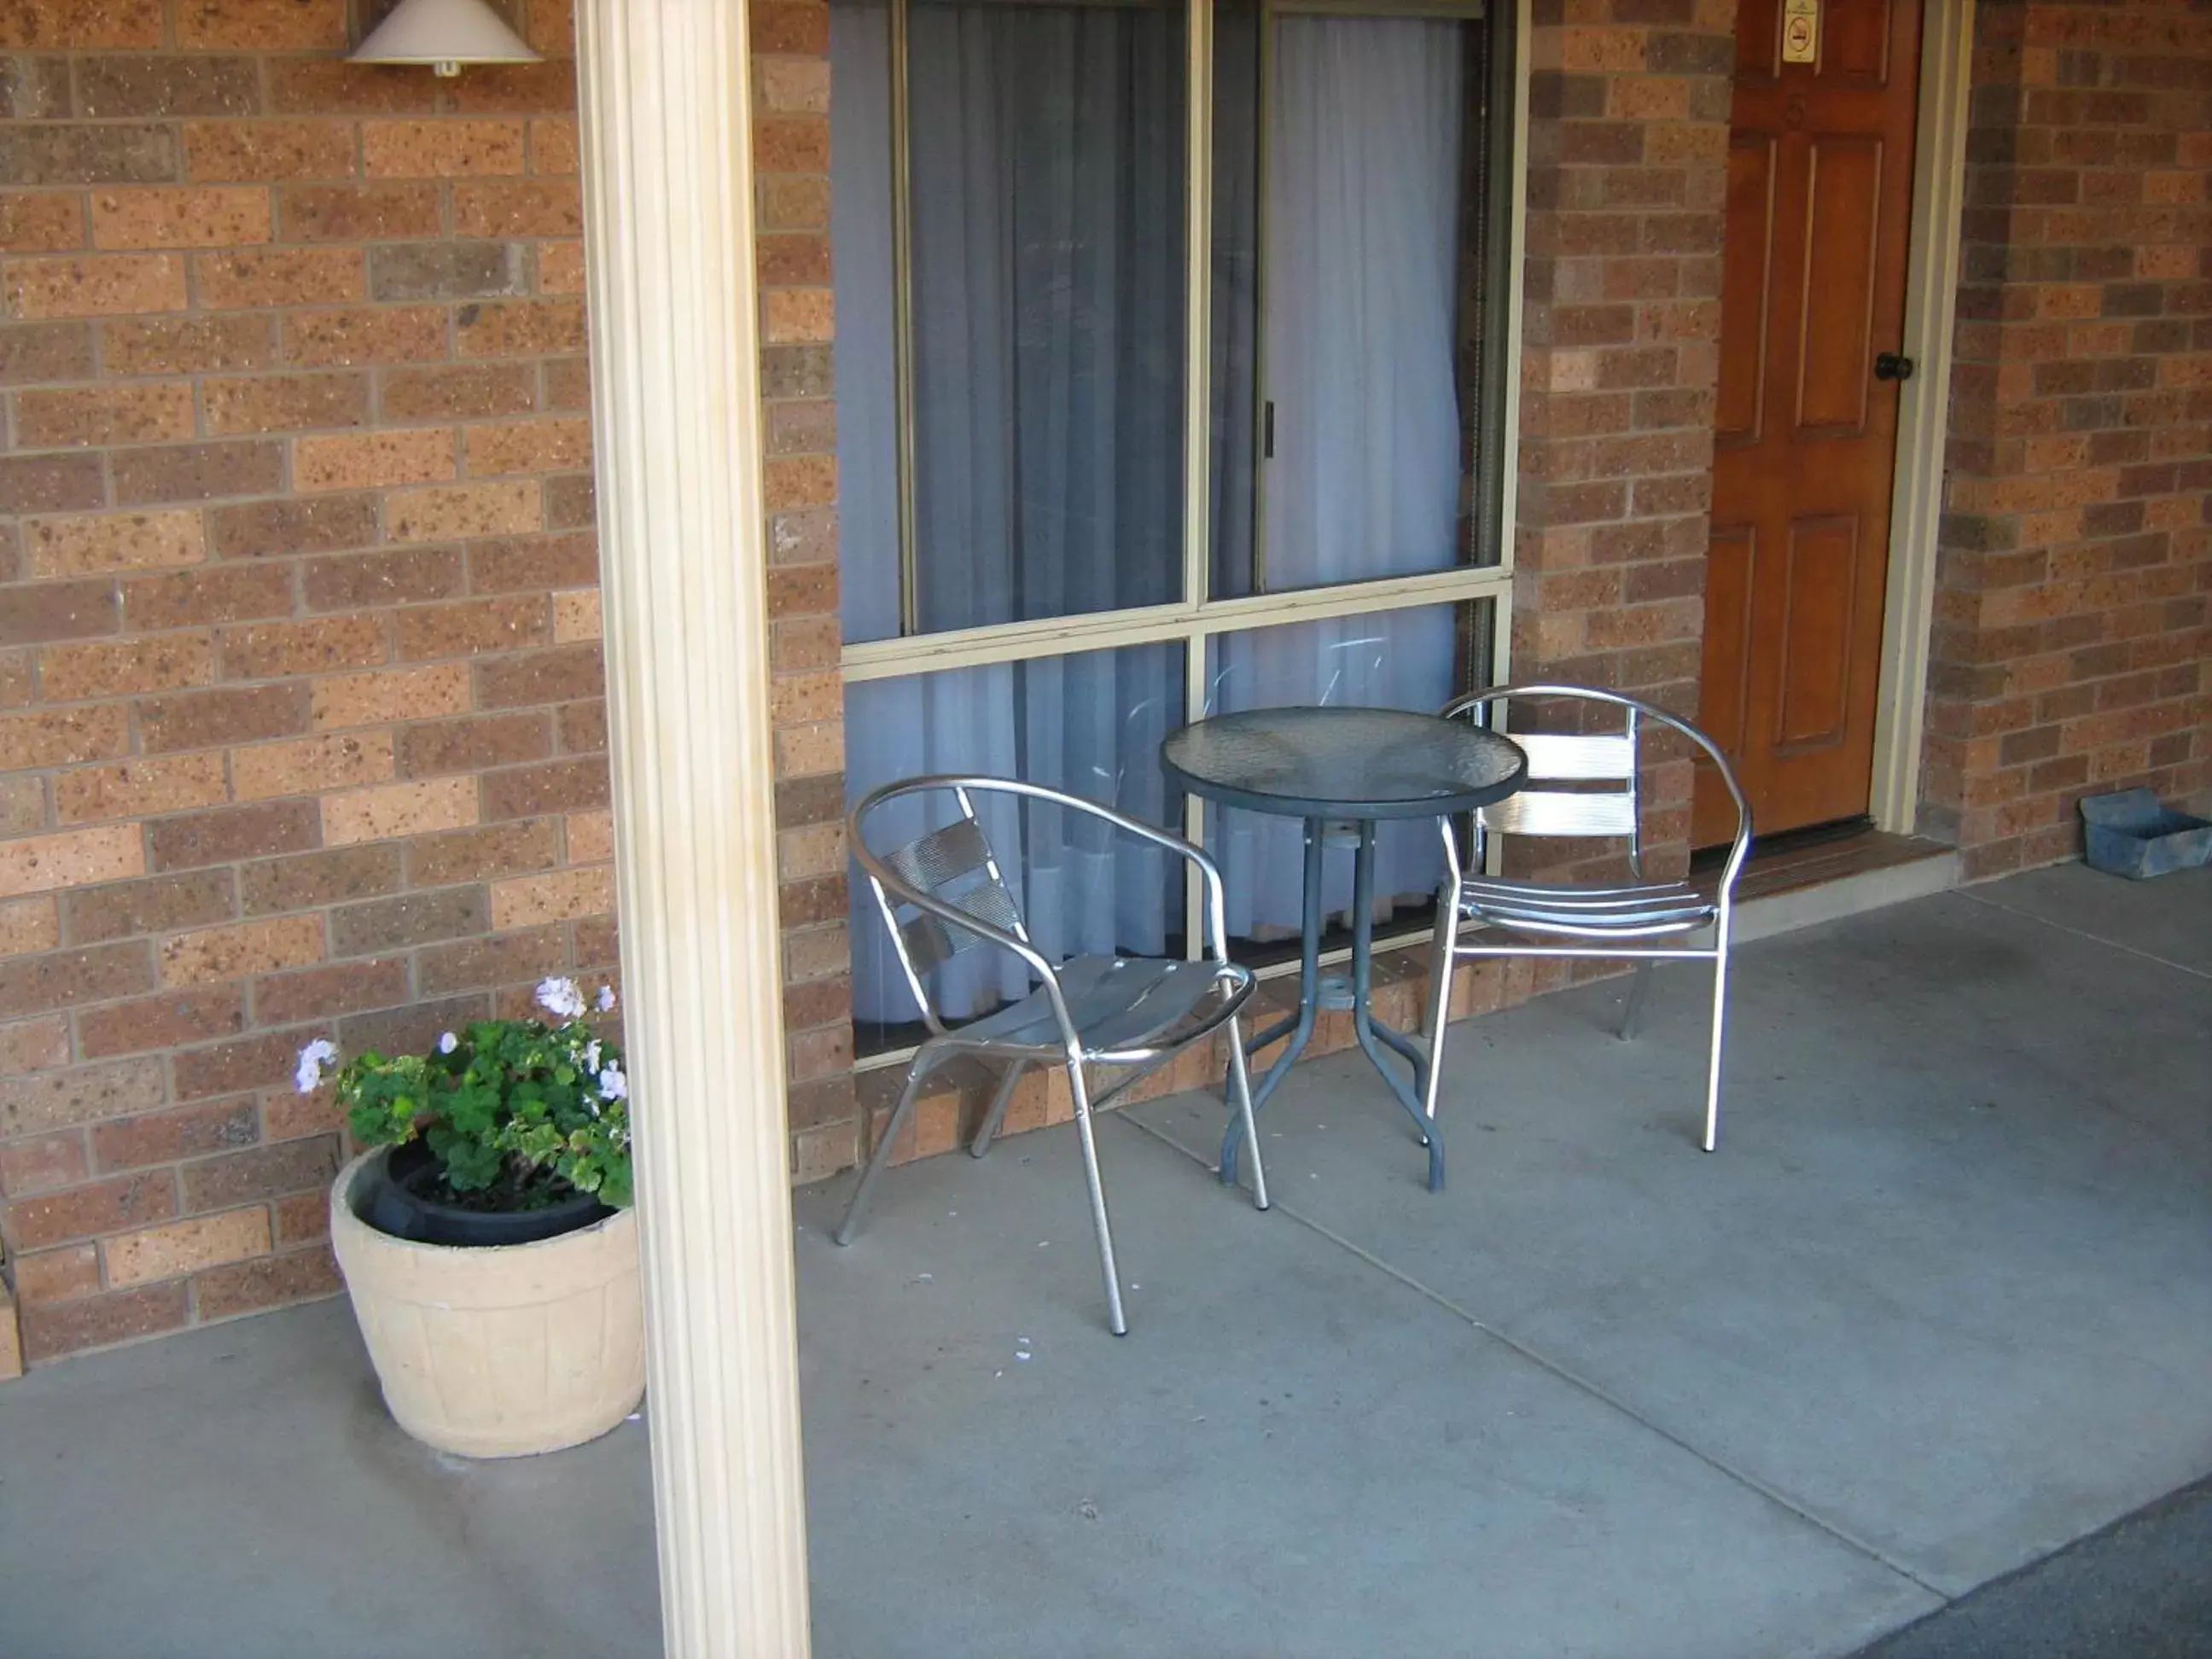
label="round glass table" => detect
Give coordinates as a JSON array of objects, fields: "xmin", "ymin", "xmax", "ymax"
[{"xmin": 1161, "ymin": 707, "xmax": 1527, "ymax": 1191}]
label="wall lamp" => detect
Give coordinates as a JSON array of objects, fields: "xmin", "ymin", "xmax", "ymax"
[{"xmin": 350, "ymin": 0, "xmax": 542, "ymax": 77}]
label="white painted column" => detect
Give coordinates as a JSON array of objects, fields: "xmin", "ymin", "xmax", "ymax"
[{"xmin": 573, "ymin": 2, "xmax": 813, "ymax": 1653}]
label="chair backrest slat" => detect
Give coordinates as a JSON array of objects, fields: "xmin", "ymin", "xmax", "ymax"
[
  {"xmin": 1454, "ymin": 688, "xmax": 1646, "ymax": 866},
  {"xmin": 898, "ymin": 912, "xmax": 960, "ymax": 976},
  {"xmin": 1479, "ymin": 789, "xmax": 1639, "ymax": 840},
  {"xmin": 882, "ymin": 816, "xmax": 992, "ymax": 895},
  {"xmin": 1514, "ymin": 731, "xmax": 1635, "ymax": 782},
  {"xmin": 1443, "ymin": 683, "xmax": 1753, "ymax": 894},
  {"xmin": 940, "ymin": 876, "xmax": 1024, "ymax": 941},
  {"xmin": 884, "ymin": 831, "xmax": 1027, "ymax": 971},
  {"xmin": 856, "ymin": 786, "xmax": 1033, "ymax": 1032}
]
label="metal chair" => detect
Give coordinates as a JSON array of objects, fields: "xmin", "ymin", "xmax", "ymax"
[
  {"xmin": 837, "ymin": 776, "xmax": 1269, "ymax": 1335},
  {"xmin": 1423, "ymin": 685, "xmax": 1753, "ymax": 1151}
]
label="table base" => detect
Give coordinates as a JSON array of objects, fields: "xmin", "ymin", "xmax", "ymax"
[{"xmin": 1219, "ymin": 817, "xmax": 1445, "ymax": 1192}]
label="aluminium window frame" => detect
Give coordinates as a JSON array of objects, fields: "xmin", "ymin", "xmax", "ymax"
[{"xmin": 841, "ymin": 0, "xmax": 1533, "ymax": 1065}]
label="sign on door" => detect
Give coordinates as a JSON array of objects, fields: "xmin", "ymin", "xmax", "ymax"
[{"xmin": 1783, "ymin": 0, "xmax": 1819, "ymax": 64}]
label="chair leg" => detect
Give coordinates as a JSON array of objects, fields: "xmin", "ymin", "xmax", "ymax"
[
  {"xmin": 1423, "ymin": 898, "xmax": 1452, "ymax": 1040},
  {"xmin": 1703, "ymin": 938, "xmax": 1730, "ymax": 1153},
  {"xmin": 1618, "ymin": 960, "xmax": 1655, "ymax": 1041},
  {"xmin": 1064, "ymin": 1061, "xmax": 1128, "ymax": 1336},
  {"xmin": 1224, "ymin": 1017, "xmax": 1268, "ymax": 1213},
  {"xmin": 969, "ymin": 1060, "xmax": 1027, "ymax": 1159},
  {"xmin": 1420, "ymin": 894, "xmax": 1461, "ymax": 1122},
  {"xmin": 834, "ymin": 1052, "xmax": 938, "ymax": 1246}
]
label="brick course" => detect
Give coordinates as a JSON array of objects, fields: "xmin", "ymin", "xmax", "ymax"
[
  {"xmin": 1927, "ymin": 0, "xmax": 2212, "ymax": 877},
  {"xmin": 753, "ymin": 0, "xmax": 855, "ymax": 1185},
  {"xmin": 0, "ymin": 0, "xmax": 853, "ymax": 1365}
]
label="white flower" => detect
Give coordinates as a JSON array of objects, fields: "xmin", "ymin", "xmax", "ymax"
[
  {"xmin": 438, "ymin": 1031, "xmax": 458, "ymax": 1055},
  {"xmin": 596, "ymin": 985, "xmax": 616, "ymax": 1012},
  {"xmin": 597, "ymin": 1063, "xmax": 628, "ymax": 1103},
  {"xmin": 584, "ymin": 1039, "xmax": 602, "ymax": 1074},
  {"xmin": 294, "ymin": 1039, "xmax": 340, "ymax": 1095},
  {"xmin": 536, "ymin": 976, "xmax": 586, "ymax": 1020}
]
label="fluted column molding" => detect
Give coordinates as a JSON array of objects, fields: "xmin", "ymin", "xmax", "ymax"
[{"xmin": 573, "ymin": 1, "xmax": 813, "ymax": 1652}]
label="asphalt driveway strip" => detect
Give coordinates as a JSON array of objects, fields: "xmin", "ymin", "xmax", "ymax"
[{"xmin": 1847, "ymin": 1474, "xmax": 2212, "ymax": 1659}]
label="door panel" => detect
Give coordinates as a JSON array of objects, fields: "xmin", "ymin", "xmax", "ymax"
[
  {"xmin": 1823, "ymin": 0, "xmax": 1895, "ymax": 84},
  {"xmin": 1715, "ymin": 137, "xmax": 1774, "ymax": 447},
  {"xmin": 1735, "ymin": 0, "xmax": 1780, "ymax": 79},
  {"xmin": 1695, "ymin": 0, "xmax": 1922, "ymax": 847},
  {"xmin": 1796, "ymin": 137, "xmax": 1882, "ymax": 434},
  {"xmin": 1702, "ymin": 526, "xmax": 1756, "ymax": 757},
  {"xmin": 1777, "ymin": 515, "xmax": 1858, "ymax": 750}
]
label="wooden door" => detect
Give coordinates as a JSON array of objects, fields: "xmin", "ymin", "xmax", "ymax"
[{"xmin": 1695, "ymin": 0, "xmax": 1924, "ymax": 847}]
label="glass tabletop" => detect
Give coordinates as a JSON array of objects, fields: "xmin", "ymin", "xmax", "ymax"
[{"xmin": 1161, "ymin": 706, "xmax": 1527, "ymax": 821}]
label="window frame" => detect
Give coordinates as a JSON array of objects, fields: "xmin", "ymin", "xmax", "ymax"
[{"xmin": 840, "ymin": 0, "xmax": 1531, "ymax": 1046}]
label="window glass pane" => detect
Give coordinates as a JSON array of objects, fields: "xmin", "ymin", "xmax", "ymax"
[
  {"xmin": 905, "ymin": 0, "xmax": 1190, "ymax": 633},
  {"xmin": 830, "ymin": 0, "xmax": 900, "ymax": 644},
  {"xmin": 1211, "ymin": 8, "xmax": 1507, "ymax": 600},
  {"xmin": 1202, "ymin": 601, "xmax": 1488, "ymax": 955},
  {"xmin": 846, "ymin": 642, "xmax": 1188, "ymax": 1057}
]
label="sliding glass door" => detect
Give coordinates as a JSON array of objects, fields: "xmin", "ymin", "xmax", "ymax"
[{"xmin": 833, "ymin": 0, "xmax": 1518, "ymax": 1049}]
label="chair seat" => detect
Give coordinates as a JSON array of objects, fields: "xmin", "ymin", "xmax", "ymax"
[
  {"xmin": 1455, "ymin": 876, "xmax": 1717, "ymax": 939},
  {"xmin": 953, "ymin": 954, "xmax": 1250, "ymax": 1058}
]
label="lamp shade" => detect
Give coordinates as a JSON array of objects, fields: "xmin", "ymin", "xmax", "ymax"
[{"xmin": 351, "ymin": 0, "xmax": 543, "ymax": 73}]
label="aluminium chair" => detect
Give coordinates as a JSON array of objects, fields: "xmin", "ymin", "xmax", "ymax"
[
  {"xmin": 1423, "ymin": 685, "xmax": 1753, "ymax": 1151},
  {"xmin": 836, "ymin": 776, "xmax": 1269, "ymax": 1335}
]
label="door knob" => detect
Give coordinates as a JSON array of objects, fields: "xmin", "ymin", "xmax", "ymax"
[{"xmin": 1874, "ymin": 352, "xmax": 1916, "ymax": 382}]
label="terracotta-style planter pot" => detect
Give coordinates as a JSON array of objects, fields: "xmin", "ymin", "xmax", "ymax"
[{"xmin": 329, "ymin": 1148, "xmax": 646, "ymax": 1458}]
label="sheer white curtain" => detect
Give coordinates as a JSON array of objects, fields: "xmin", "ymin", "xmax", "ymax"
[
  {"xmin": 1214, "ymin": 15, "xmax": 1466, "ymax": 939},
  {"xmin": 906, "ymin": 1, "xmax": 1185, "ymax": 632},
  {"xmin": 833, "ymin": 0, "xmax": 1185, "ymax": 1025}
]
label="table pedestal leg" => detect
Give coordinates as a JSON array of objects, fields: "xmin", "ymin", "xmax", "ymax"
[
  {"xmin": 1349, "ymin": 823, "xmax": 1445, "ymax": 1191},
  {"xmin": 1220, "ymin": 818, "xmax": 1324, "ymax": 1186},
  {"xmin": 1220, "ymin": 818, "xmax": 1446, "ymax": 1192}
]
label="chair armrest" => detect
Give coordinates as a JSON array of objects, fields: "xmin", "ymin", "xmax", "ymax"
[
  {"xmin": 1055, "ymin": 795, "xmax": 1236, "ymax": 963},
  {"xmin": 859, "ymin": 870, "xmax": 1086, "ymax": 1052},
  {"xmin": 1441, "ymin": 684, "xmax": 1755, "ymax": 908},
  {"xmin": 934, "ymin": 777, "xmax": 1239, "ymax": 969}
]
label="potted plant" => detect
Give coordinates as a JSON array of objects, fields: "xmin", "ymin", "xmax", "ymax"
[{"xmin": 310, "ymin": 977, "xmax": 645, "ymax": 1458}]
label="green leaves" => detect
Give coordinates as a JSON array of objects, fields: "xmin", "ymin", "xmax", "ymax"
[{"xmin": 318, "ymin": 1003, "xmax": 633, "ymax": 1212}]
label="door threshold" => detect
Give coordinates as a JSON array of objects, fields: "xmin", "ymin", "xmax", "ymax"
[{"xmin": 1720, "ymin": 825, "xmax": 1959, "ymax": 946}]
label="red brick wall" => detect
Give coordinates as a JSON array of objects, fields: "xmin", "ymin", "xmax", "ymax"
[
  {"xmin": 0, "ymin": 0, "xmax": 852, "ymax": 1364},
  {"xmin": 9, "ymin": 0, "xmax": 2204, "ymax": 1368},
  {"xmin": 754, "ymin": 0, "xmax": 859, "ymax": 1185},
  {"xmin": 1927, "ymin": 0, "xmax": 2212, "ymax": 878},
  {"xmin": 1511, "ymin": 0, "xmax": 1736, "ymax": 890}
]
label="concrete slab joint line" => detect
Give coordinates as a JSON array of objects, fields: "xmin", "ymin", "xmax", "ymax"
[
  {"xmin": 1953, "ymin": 886, "xmax": 2212, "ymax": 984},
  {"xmin": 1115, "ymin": 1108, "xmax": 1951, "ymax": 1600}
]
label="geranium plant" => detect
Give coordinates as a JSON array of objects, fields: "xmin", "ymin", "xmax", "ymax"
[{"xmin": 298, "ymin": 977, "xmax": 633, "ymax": 1212}]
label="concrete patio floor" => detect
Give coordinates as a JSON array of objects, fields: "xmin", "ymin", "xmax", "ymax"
[{"xmin": 2, "ymin": 863, "xmax": 2207, "ymax": 1658}]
